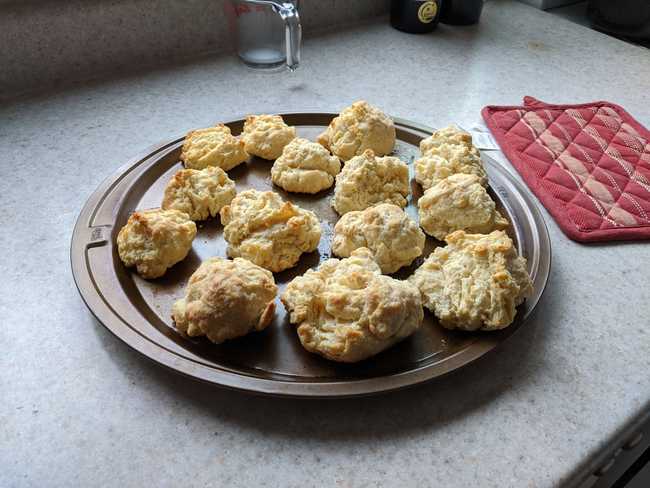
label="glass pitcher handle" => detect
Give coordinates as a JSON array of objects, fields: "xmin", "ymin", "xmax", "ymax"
[{"xmin": 275, "ymin": 3, "xmax": 301, "ymax": 71}]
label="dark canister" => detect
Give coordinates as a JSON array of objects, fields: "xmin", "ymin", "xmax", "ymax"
[
  {"xmin": 440, "ymin": 0, "xmax": 483, "ymax": 25},
  {"xmin": 390, "ymin": 0, "xmax": 442, "ymax": 34}
]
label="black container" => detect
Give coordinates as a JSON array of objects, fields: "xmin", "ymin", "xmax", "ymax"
[
  {"xmin": 440, "ymin": 0, "xmax": 483, "ymax": 25},
  {"xmin": 391, "ymin": 0, "xmax": 442, "ymax": 34},
  {"xmin": 587, "ymin": 0, "xmax": 650, "ymax": 40}
]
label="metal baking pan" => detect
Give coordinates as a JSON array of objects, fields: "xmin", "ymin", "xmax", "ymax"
[{"xmin": 71, "ymin": 113, "xmax": 551, "ymax": 398}]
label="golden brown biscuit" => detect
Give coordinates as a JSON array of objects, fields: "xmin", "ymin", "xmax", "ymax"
[
  {"xmin": 281, "ymin": 248, "xmax": 423, "ymax": 362},
  {"xmin": 219, "ymin": 190, "xmax": 321, "ymax": 272},
  {"xmin": 161, "ymin": 166, "xmax": 236, "ymax": 221},
  {"xmin": 172, "ymin": 257, "xmax": 277, "ymax": 344},
  {"xmin": 332, "ymin": 149, "xmax": 409, "ymax": 215},
  {"xmin": 116, "ymin": 208, "xmax": 196, "ymax": 279},
  {"xmin": 409, "ymin": 230, "xmax": 532, "ymax": 330},
  {"xmin": 418, "ymin": 173, "xmax": 509, "ymax": 240},
  {"xmin": 242, "ymin": 114, "xmax": 296, "ymax": 160},
  {"xmin": 180, "ymin": 124, "xmax": 248, "ymax": 171},
  {"xmin": 318, "ymin": 101, "xmax": 396, "ymax": 161},
  {"xmin": 270, "ymin": 138, "xmax": 341, "ymax": 194},
  {"xmin": 331, "ymin": 203, "xmax": 425, "ymax": 274},
  {"xmin": 419, "ymin": 125, "xmax": 479, "ymax": 157},
  {"xmin": 415, "ymin": 144, "xmax": 487, "ymax": 190}
]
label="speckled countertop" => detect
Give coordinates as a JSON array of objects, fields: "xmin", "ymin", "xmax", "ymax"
[{"xmin": 2, "ymin": 1, "xmax": 650, "ymax": 487}]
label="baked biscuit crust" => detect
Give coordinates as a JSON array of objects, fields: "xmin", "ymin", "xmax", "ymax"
[
  {"xmin": 419, "ymin": 125, "xmax": 480, "ymax": 157},
  {"xmin": 332, "ymin": 203, "xmax": 425, "ymax": 274},
  {"xmin": 415, "ymin": 144, "xmax": 487, "ymax": 190},
  {"xmin": 172, "ymin": 257, "xmax": 277, "ymax": 344},
  {"xmin": 180, "ymin": 124, "xmax": 248, "ymax": 171},
  {"xmin": 219, "ymin": 190, "xmax": 321, "ymax": 272},
  {"xmin": 116, "ymin": 208, "xmax": 197, "ymax": 279},
  {"xmin": 332, "ymin": 149, "xmax": 409, "ymax": 215},
  {"xmin": 416, "ymin": 125, "xmax": 487, "ymax": 190},
  {"xmin": 318, "ymin": 101, "xmax": 396, "ymax": 161},
  {"xmin": 281, "ymin": 248, "xmax": 423, "ymax": 362},
  {"xmin": 418, "ymin": 173, "xmax": 509, "ymax": 240},
  {"xmin": 409, "ymin": 230, "xmax": 533, "ymax": 331},
  {"xmin": 161, "ymin": 166, "xmax": 236, "ymax": 221},
  {"xmin": 271, "ymin": 138, "xmax": 341, "ymax": 193},
  {"xmin": 242, "ymin": 114, "xmax": 296, "ymax": 160}
]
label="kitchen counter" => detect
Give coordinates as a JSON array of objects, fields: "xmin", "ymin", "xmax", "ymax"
[{"xmin": 2, "ymin": 1, "xmax": 649, "ymax": 487}]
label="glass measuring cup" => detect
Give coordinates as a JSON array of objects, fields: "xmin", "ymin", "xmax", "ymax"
[{"xmin": 226, "ymin": 0, "xmax": 301, "ymax": 71}]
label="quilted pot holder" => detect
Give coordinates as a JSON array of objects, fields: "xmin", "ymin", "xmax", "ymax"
[{"xmin": 482, "ymin": 97, "xmax": 650, "ymax": 242}]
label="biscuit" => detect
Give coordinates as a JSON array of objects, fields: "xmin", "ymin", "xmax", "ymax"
[
  {"xmin": 161, "ymin": 166, "xmax": 236, "ymax": 221},
  {"xmin": 116, "ymin": 208, "xmax": 197, "ymax": 279},
  {"xmin": 281, "ymin": 248, "xmax": 423, "ymax": 362},
  {"xmin": 271, "ymin": 138, "xmax": 341, "ymax": 193},
  {"xmin": 180, "ymin": 124, "xmax": 248, "ymax": 171},
  {"xmin": 317, "ymin": 101, "xmax": 396, "ymax": 161},
  {"xmin": 332, "ymin": 203, "xmax": 425, "ymax": 274},
  {"xmin": 219, "ymin": 190, "xmax": 321, "ymax": 272},
  {"xmin": 172, "ymin": 257, "xmax": 277, "ymax": 344},
  {"xmin": 415, "ymin": 144, "xmax": 487, "ymax": 190},
  {"xmin": 409, "ymin": 230, "xmax": 533, "ymax": 330},
  {"xmin": 419, "ymin": 125, "xmax": 479, "ymax": 157},
  {"xmin": 332, "ymin": 149, "xmax": 409, "ymax": 215},
  {"xmin": 418, "ymin": 173, "xmax": 509, "ymax": 240},
  {"xmin": 242, "ymin": 114, "xmax": 296, "ymax": 160}
]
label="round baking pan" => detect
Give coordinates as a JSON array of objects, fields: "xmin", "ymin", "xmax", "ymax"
[{"xmin": 71, "ymin": 113, "xmax": 551, "ymax": 398}]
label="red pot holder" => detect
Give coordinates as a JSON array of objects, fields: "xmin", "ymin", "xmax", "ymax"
[{"xmin": 482, "ymin": 97, "xmax": 650, "ymax": 242}]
